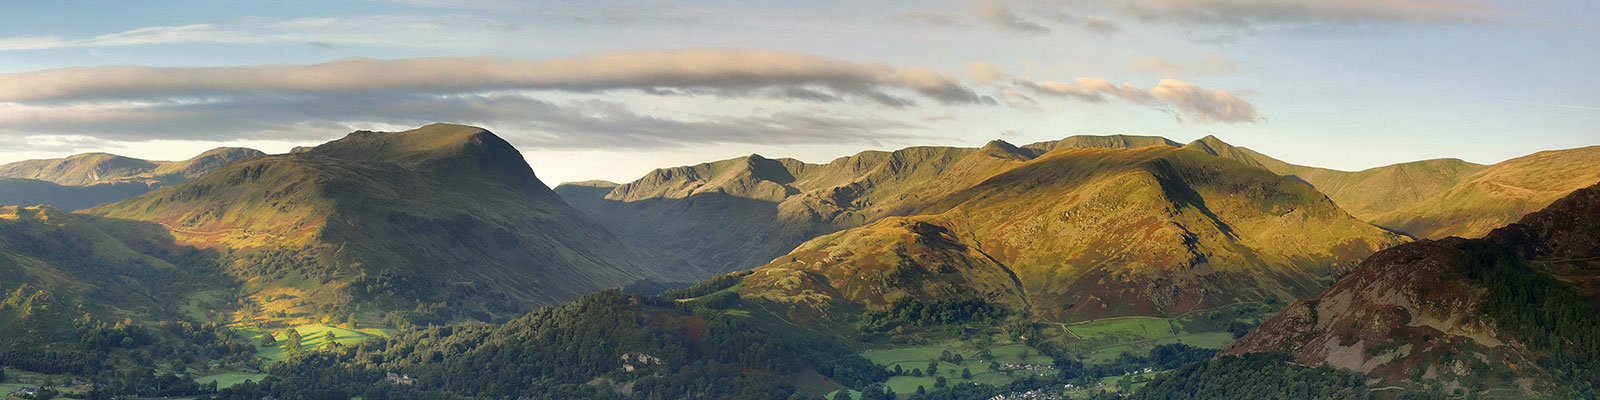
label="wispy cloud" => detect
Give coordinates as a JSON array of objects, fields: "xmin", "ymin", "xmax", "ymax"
[
  {"xmin": 1502, "ymin": 100, "xmax": 1600, "ymax": 112},
  {"xmin": 0, "ymin": 24, "xmax": 261, "ymax": 50},
  {"xmin": 1092, "ymin": 0, "xmax": 1507, "ymax": 28},
  {"xmin": 973, "ymin": 1, "xmax": 1052, "ymax": 34},
  {"xmin": 1015, "ymin": 77, "xmax": 1261, "ymax": 123},
  {"xmin": 1127, "ymin": 54, "xmax": 1241, "ymax": 77}
]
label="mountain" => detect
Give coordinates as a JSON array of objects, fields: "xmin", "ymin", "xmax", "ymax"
[
  {"xmin": 88, "ymin": 123, "xmax": 681, "ymax": 324},
  {"xmin": 0, "ymin": 148, "xmax": 265, "ymax": 210},
  {"xmin": 1369, "ymin": 146, "xmax": 1600, "ymax": 239},
  {"xmin": 1223, "ymin": 180, "xmax": 1600, "ymax": 396},
  {"xmin": 1180, "ymin": 137, "xmax": 1600, "ymax": 239},
  {"xmin": 739, "ymin": 145, "xmax": 1406, "ymax": 322},
  {"xmin": 555, "ymin": 134, "xmax": 1190, "ymax": 275}
]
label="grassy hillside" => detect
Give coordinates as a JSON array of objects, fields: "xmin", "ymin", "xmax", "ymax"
[
  {"xmin": 89, "ymin": 123, "xmax": 680, "ymax": 325},
  {"xmin": 1180, "ymin": 136, "xmax": 1600, "ymax": 240},
  {"xmin": 1225, "ymin": 181, "xmax": 1600, "ymax": 397},
  {"xmin": 1371, "ymin": 146, "xmax": 1600, "ymax": 239},
  {"xmin": 741, "ymin": 146, "xmax": 1405, "ymax": 322}
]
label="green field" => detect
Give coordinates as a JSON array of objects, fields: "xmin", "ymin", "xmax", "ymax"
[
  {"xmin": 193, "ymin": 372, "xmax": 269, "ymax": 389},
  {"xmin": 1081, "ymin": 332, "xmax": 1236, "ymax": 364},
  {"xmin": 1068, "ymin": 317, "xmax": 1176, "ymax": 344},
  {"xmin": 861, "ymin": 341, "xmax": 1054, "ymax": 395},
  {"xmin": 236, "ymin": 324, "xmax": 392, "ymax": 362}
]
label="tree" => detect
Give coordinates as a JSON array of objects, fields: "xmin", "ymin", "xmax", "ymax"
[
  {"xmin": 831, "ymin": 389, "xmax": 851, "ymax": 400},
  {"xmin": 324, "ymin": 331, "xmax": 337, "ymax": 347},
  {"xmin": 961, "ymin": 367, "xmax": 972, "ymax": 379},
  {"xmin": 284, "ymin": 329, "xmax": 303, "ymax": 354},
  {"xmin": 916, "ymin": 385, "xmax": 926, "ymax": 395},
  {"xmin": 927, "ymin": 362, "xmax": 938, "ymax": 375},
  {"xmin": 893, "ymin": 365, "xmax": 903, "ymax": 375},
  {"xmin": 260, "ymin": 331, "xmax": 277, "ymax": 347},
  {"xmin": 912, "ymin": 368, "xmax": 923, "ymax": 377},
  {"xmin": 934, "ymin": 376, "xmax": 948, "ymax": 388}
]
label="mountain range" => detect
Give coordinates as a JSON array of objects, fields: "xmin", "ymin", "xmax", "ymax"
[
  {"xmin": 0, "ymin": 148, "xmax": 265, "ymax": 210},
  {"xmin": 1, "ymin": 123, "xmax": 1596, "ymax": 399}
]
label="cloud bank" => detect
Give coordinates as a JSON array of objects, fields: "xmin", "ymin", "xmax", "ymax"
[
  {"xmin": 1016, "ymin": 77, "xmax": 1260, "ymax": 123},
  {"xmin": 0, "ymin": 49, "xmax": 986, "ymax": 107}
]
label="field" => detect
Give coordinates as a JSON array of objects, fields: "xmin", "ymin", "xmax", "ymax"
[
  {"xmin": 193, "ymin": 372, "xmax": 269, "ymax": 389},
  {"xmin": 1055, "ymin": 303, "xmax": 1269, "ymax": 364},
  {"xmin": 235, "ymin": 324, "xmax": 392, "ymax": 362},
  {"xmin": 861, "ymin": 340, "xmax": 1054, "ymax": 395}
]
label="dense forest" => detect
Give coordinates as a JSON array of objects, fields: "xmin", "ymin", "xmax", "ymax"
[
  {"xmin": 1128, "ymin": 353, "xmax": 1373, "ymax": 400},
  {"xmin": 1459, "ymin": 241, "xmax": 1600, "ymax": 396}
]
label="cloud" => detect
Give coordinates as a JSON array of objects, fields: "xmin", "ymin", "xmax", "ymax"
[
  {"xmin": 0, "ymin": 49, "xmax": 985, "ymax": 107},
  {"xmin": 889, "ymin": 10, "xmax": 970, "ymax": 27},
  {"xmin": 0, "ymin": 93, "xmax": 924, "ymax": 150},
  {"xmin": 0, "ymin": 24, "xmax": 262, "ymax": 50},
  {"xmin": 1127, "ymin": 54, "xmax": 1241, "ymax": 77},
  {"xmin": 1015, "ymin": 77, "xmax": 1260, "ymax": 123},
  {"xmin": 1107, "ymin": 0, "xmax": 1507, "ymax": 26},
  {"xmin": 967, "ymin": 62, "xmax": 1008, "ymax": 83},
  {"xmin": 972, "ymin": 1, "xmax": 1051, "ymax": 34},
  {"xmin": 1079, "ymin": 16, "xmax": 1123, "ymax": 33}
]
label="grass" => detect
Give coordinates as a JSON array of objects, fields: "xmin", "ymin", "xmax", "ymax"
[
  {"xmin": 193, "ymin": 372, "xmax": 268, "ymax": 389},
  {"xmin": 861, "ymin": 340, "xmax": 1055, "ymax": 395},
  {"xmin": 235, "ymin": 324, "xmax": 391, "ymax": 362},
  {"xmin": 1067, "ymin": 317, "xmax": 1176, "ymax": 343},
  {"xmin": 1082, "ymin": 332, "xmax": 1236, "ymax": 364}
]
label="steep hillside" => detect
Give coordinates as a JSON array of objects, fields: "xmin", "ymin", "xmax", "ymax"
[
  {"xmin": 742, "ymin": 146, "xmax": 1406, "ymax": 322},
  {"xmin": 1224, "ymin": 180, "xmax": 1600, "ymax": 397},
  {"xmin": 89, "ymin": 124, "xmax": 677, "ymax": 324},
  {"xmin": 1180, "ymin": 136, "xmax": 1487, "ymax": 221},
  {"xmin": 557, "ymin": 135, "xmax": 1190, "ymax": 275},
  {"xmin": 0, "ymin": 205, "xmax": 231, "ymax": 372},
  {"xmin": 0, "ymin": 147, "xmax": 265, "ymax": 210},
  {"xmin": 1371, "ymin": 146, "xmax": 1600, "ymax": 239}
]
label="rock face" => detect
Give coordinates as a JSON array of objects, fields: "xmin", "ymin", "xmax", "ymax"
[
  {"xmin": 90, "ymin": 124, "xmax": 680, "ymax": 323},
  {"xmin": 1224, "ymin": 180, "xmax": 1600, "ymax": 395},
  {"xmin": 740, "ymin": 145, "xmax": 1406, "ymax": 321}
]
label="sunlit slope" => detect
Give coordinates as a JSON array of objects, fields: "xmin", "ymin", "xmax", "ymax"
[
  {"xmin": 558, "ymin": 135, "xmax": 1190, "ymax": 275},
  {"xmin": 1181, "ymin": 135, "xmax": 1487, "ymax": 221},
  {"xmin": 744, "ymin": 146, "xmax": 1406, "ymax": 321},
  {"xmin": 1371, "ymin": 146, "xmax": 1600, "ymax": 239},
  {"xmin": 89, "ymin": 123, "xmax": 675, "ymax": 323}
]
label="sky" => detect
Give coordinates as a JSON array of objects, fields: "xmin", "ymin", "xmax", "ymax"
[{"xmin": 0, "ymin": 0, "xmax": 1596, "ymax": 186}]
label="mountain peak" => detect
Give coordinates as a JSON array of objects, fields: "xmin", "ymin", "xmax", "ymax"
[{"xmin": 307, "ymin": 124, "xmax": 545, "ymax": 189}]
